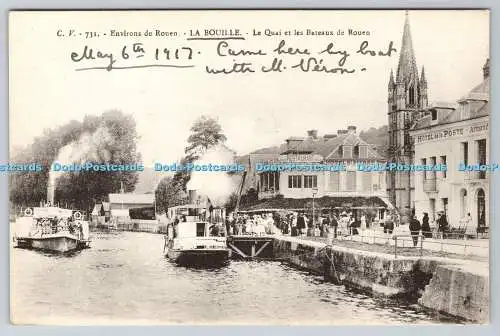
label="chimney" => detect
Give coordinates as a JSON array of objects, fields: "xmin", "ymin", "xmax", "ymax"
[
  {"xmin": 306, "ymin": 129, "xmax": 318, "ymax": 139},
  {"xmin": 188, "ymin": 190, "xmax": 197, "ymax": 204},
  {"xmin": 347, "ymin": 125, "xmax": 357, "ymax": 134},
  {"xmin": 337, "ymin": 129, "xmax": 348, "ymax": 135},
  {"xmin": 483, "ymin": 58, "xmax": 490, "ymax": 79}
]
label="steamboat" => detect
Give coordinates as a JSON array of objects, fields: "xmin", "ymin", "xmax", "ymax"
[
  {"xmin": 14, "ymin": 205, "xmax": 91, "ymax": 253},
  {"xmin": 12, "ymin": 179, "xmax": 91, "ymax": 253},
  {"xmin": 163, "ymin": 190, "xmax": 231, "ymax": 266}
]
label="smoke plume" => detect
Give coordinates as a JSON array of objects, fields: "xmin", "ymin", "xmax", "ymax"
[
  {"xmin": 186, "ymin": 144, "xmax": 239, "ymax": 207},
  {"xmin": 48, "ymin": 124, "xmax": 114, "ymax": 201}
]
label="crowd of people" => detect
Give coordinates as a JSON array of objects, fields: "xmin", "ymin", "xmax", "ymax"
[
  {"xmin": 34, "ymin": 217, "xmax": 84, "ymax": 238},
  {"xmin": 225, "ymin": 211, "xmax": 375, "ymax": 241}
]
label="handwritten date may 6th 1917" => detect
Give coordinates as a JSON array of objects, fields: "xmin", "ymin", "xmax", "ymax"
[{"xmin": 70, "ymin": 39, "xmax": 397, "ymax": 74}]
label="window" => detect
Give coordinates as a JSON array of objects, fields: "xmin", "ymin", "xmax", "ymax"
[
  {"xmin": 409, "ymin": 85, "xmax": 415, "ymax": 106},
  {"xmin": 345, "ymin": 171, "xmax": 356, "ymax": 191},
  {"xmin": 328, "ymin": 171, "xmax": 340, "ymax": 192},
  {"xmin": 304, "ymin": 175, "xmax": 317, "ymax": 188},
  {"xmin": 288, "ymin": 175, "xmax": 302, "ymax": 188},
  {"xmin": 421, "ymin": 158, "xmax": 427, "ymax": 180},
  {"xmin": 429, "ymin": 156, "xmax": 437, "ymax": 179},
  {"xmin": 461, "ymin": 142, "xmax": 469, "ymax": 165},
  {"xmin": 196, "ymin": 222, "xmax": 205, "ymax": 237},
  {"xmin": 359, "ymin": 146, "xmax": 367, "ymax": 158},
  {"xmin": 478, "ymin": 139, "xmax": 487, "ymax": 179},
  {"xmin": 343, "ymin": 145, "xmax": 353, "ymax": 159},
  {"xmin": 431, "ymin": 110, "xmax": 437, "ymax": 121},
  {"xmin": 362, "ymin": 172, "xmax": 371, "ymax": 191},
  {"xmin": 440, "ymin": 155, "xmax": 447, "ymax": 178},
  {"xmin": 404, "ymin": 133, "xmax": 411, "ymax": 148}
]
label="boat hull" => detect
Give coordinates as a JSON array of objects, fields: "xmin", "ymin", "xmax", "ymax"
[
  {"xmin": 166, "ymin": 248, "xmax": 231, "ymax": 266},
  {"xmin": 16, "ymin": 235, "xmax": 90, "ymax": 253}
]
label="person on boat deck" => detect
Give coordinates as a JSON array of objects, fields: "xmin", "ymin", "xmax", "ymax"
[
  {"xmin": 209, "ymin": 224, "xmax": 220, "ymax": 236},
  {"xmin": 57, "ymin": 218, "xmax": 66, "ymax": 232}
]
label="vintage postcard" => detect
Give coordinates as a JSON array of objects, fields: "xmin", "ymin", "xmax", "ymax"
[{"xmin": 8, "ymin": 10, "xmax": 490, "ymax": 325}]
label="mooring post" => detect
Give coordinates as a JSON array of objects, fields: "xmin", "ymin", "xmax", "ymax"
[
  {"xmin": 394, "ymin": 236, "xmax": 397, "ymax": 259},
  {"xmin": 420, "ymin": 233, "xmax": 423, "ymax": 257},
  {"xmin": 464, "ymin": 234, "xmax": 467, "ymax": 255}
]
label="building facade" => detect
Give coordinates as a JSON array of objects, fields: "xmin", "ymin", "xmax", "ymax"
[
  {"xmin": 245, "ymin": 127, "xmax": 391, "ymax": 216},
  {"xmin": 411, "ymin": 60, "xmax": 490, "ymax": 230}
]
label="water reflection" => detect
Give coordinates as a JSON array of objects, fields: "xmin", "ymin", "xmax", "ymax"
[{"xmin": 11, "ymin": 231, "xmax": 460, "ymax": 325}]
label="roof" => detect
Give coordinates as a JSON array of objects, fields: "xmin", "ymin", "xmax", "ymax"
[
  {"xmin": 111, "ymin": 209, "xmax": 130, "ymax": 217},
  {"xmin": 414, "ymin": 76, "xmax": 490, "ymax": 130},
  {"xmin": 91, "ymin": 204, "xmax": 103, "ymax": 215},
  {"xmin": 108, "ymin": 193, "xmax": 154, "ymax": 205},
  {"xmin": 240, "ymin": 196, "xmax": 388, "ymax": 211},
  {"xmin": 460, "ymin": 77, "xmax": 490, "ymax": 101},
  {"xmin": 396, "ymin": 12, "xmax": 419, "ymax": 85},
  {"xmin": 282, "ymin": 133, "xmax": 382, "ymax": 159}
]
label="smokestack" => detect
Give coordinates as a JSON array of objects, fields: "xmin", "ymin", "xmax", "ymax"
[
  {"xmin": 188, "ymin": 190, "xmax": 197, "ymax": 204},
  {"xmin": 307, "ymin": 129, "xmax": 318, "ymax": 139},
  {"xmin": 47, "ymin": 181, "xmax": 55, "ymax": 205}
]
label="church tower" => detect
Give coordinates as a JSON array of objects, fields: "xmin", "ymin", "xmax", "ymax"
[{"xmin": 387, "ymin": 11, "xmax": 428, "ymax": 222}]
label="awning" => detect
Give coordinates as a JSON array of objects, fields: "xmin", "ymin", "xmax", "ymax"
[{"xmin": 239, "ymin": 196, "xmax": 388, "ymax": 212}]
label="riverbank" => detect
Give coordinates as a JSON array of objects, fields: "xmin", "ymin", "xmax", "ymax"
[{"xmin": 273, "ymin": 235, "xmax": 489, "ymax": 323}]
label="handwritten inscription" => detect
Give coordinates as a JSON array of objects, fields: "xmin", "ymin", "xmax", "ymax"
[{"xmin": 69, "ymin": 38, "xmax": 396, "ymax": 74}]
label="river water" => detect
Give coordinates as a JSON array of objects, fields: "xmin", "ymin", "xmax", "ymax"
[{"xmin": 11, "ymin": 231, "xmax": 456, "ymax": 325}]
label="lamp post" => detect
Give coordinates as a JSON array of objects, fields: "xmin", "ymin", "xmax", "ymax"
[{"xmin": 312, "ymin": 187, "xmax": 318, "ymax": 230}]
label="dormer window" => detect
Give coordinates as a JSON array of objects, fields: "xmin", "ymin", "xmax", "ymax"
[
  {"xmin": 359, "ymin": 145, "xmax": 367, "ymax": 158},
  {"xmin": 431, "ymin": 110, "xmax": 437, "ymax": 121},
  {"xmin": 343, "ymin": 145, "xmax": 353, "ymax": 159}
]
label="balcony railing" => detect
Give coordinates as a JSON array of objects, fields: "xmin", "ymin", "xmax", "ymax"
[
  {"xmin": 423, "ymin": 178, "xmax": 437, "ymax": 192},
  {"xmin": 464, "ymin": 171, "xmax": 487, "ymax": 180}
]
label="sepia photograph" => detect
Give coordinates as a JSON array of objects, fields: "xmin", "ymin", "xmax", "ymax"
[{"xmin": 8, "ymin": 9, "xmax": 490, "ymax": 325}]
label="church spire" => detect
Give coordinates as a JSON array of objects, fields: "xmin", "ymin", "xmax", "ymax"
[
  {"xmin": 396, "ymin": 11, "xmax": 419, "ymax": 84},
  {"xmin": 420, "ymin": 66, "xmax": 427, "ymax": 83},
  {"xmin": 388, "ymin": 69, "xmax": 395, "ymax": 88}
]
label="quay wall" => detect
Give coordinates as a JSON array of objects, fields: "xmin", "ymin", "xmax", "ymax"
[
  {"xmin": 272, "ymin": 236, "xmax": 488, "ymax": 323},
  {"xmin": 418, "ymin": 263, "xmax": 489, "ymax": 323}
]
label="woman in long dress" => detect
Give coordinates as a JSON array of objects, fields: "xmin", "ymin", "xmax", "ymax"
[
  {"xmin": 360, "ymin": 214, "xmax": 367, "ymax": 231},
  {"xmin": 464, "ymin": 213, "xmax": 475, "ymax": 237}
]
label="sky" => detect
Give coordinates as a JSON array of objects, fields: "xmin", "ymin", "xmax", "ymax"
[{"xmin": 9, "ymin": 10, "xmax": 490, "ymax": 165}]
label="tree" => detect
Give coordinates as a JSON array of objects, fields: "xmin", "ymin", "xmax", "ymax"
[
  {"xmin": 184, "ymin": 115, "xmax": 227, "ymax": 162},
  {"xmin": 9, "ymin": 110, "xmax": 140, "ymax": 211},
  {"xmin": 155, "ymin": 115, "xmax": 228, "ymax": 210}
]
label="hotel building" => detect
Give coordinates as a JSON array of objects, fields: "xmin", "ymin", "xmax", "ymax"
[{"xmin": 411, "ymin": 60, "xmax": 490, "ymax": 231}]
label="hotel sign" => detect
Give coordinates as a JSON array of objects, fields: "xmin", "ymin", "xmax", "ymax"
[
  {"xmin": 278, "ymin": 154, "xmax": 323, "ymax": 163},
  {"xmin": 414, "ymin": 122, "xmax": 488, "ymax": 144}
]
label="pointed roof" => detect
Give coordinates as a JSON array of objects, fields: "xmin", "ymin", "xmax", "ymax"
[
  {"xmin": 396, "ymin": 11, "xmax": 419, "ymax": 84},
  {"xmin": 388, "ymin": 69, "xmax": 395, "ymax": 87},
  {"xmin": 420, "ymin": 66, "xmax": 426, "ymax": 83}
]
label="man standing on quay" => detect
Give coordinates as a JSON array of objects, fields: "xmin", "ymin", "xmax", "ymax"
[{"xmin": 409, "ymin": 215, "xmax": 422, "ymax": 247}]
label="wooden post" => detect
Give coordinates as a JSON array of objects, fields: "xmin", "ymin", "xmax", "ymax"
[
  {"xmin": 464, "ymin": 234, "xmax": 467, "ymax": 255},
  {"xmin": 394, "ymin": 237, "xmax": 398, "ymax": 259},
  {"xmin": 420, "ymin": 233, "xmax": 423, "ymax": 257}
]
